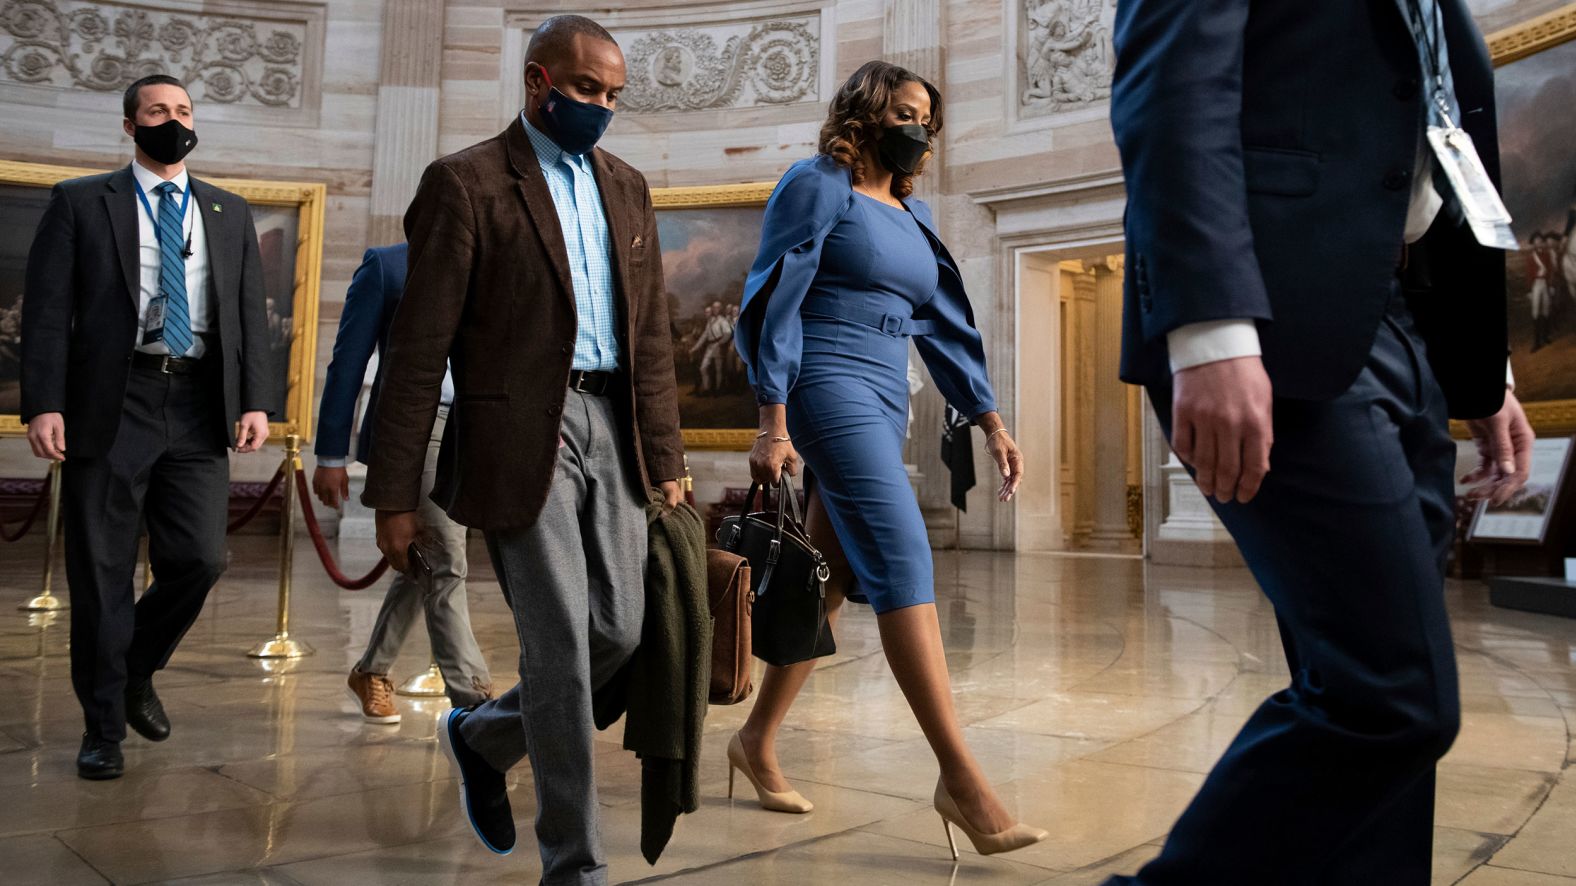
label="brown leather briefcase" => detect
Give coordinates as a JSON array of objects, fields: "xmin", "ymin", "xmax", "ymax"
[{"xmin": 707, "ymin": 549, "xmax": 753, "ymax": 705}]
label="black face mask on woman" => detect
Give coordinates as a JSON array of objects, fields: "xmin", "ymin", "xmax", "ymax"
[
  {"xmin": 133, "ymin": 119, "xmax": 198, "ymax": 165},
  {"xmin": 875, "ymin": 123, "xmax": 930, "ymax": 176}
]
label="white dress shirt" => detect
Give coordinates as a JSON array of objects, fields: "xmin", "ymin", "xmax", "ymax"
[{"xmin": 131, "ymin": 160, "xmax": 211, "ymax": 358}]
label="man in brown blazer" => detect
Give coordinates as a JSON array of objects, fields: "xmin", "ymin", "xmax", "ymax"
[{"xmin": 361, "ymin": 15, "xmax": 684, "ymax": 884}]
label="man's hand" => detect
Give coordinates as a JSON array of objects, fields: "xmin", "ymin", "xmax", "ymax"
[
  {"xmin": 26, "ymin": 413, "xmax": 66, "ymax": 461},
  {"xmin": 313, "ymin": 466, "xmax": 350, "ymax": 509},
  {"xmin": 1172, "ymin": 356, "xmax": 1275, "ymax": 504},
  {"xmin": 235, "ymin": 411, "xmax": 270, "ymax": 453},
  {"xmin": 375, "ymin": 509, "xmax": 420, "ymax": 574},
  {"xmin": 658, "ymin": 479, "xmax": 683, "ymax": 510},
  {"xmin": 1463, "ymin": 390, "xmax": 1533, "ymax": 506}
]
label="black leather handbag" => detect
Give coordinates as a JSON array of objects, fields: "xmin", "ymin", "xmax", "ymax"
[{"xmin": 717, "ymin": 476, "xmax": 836, "ymax": 667}]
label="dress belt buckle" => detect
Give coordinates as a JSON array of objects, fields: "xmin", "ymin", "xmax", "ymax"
[
  {"xmin": 881, "ymin": 314, "xmax": 904, "ymax": 336},
  {"xmin": 159, "ymin": 356, "xmax": 175, "ymax": 375}
]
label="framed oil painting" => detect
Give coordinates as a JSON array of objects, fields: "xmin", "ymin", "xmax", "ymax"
[
  {"xmin": 0, "ymin": 160, "xmax": 324, "ymax": 443},
  {"xmin": 1489, "ymin": 4, "xmax": 1576, "ymax": 434},
  {"xmin": 653, "ymin": 182, "xmax": 776, "ymax": 451}
]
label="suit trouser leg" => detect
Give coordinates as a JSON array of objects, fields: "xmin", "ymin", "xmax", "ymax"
[
  {"xmin": 458, "ymin": 391, "xmax": 646, "ymax": 886},
  {"xmin": 127, "ymin": 374, "xmax": 230, "ymax": 678},
  {"xmin": 1115, "ymin": 303, "xmax": 1461, "ymax": 886}
]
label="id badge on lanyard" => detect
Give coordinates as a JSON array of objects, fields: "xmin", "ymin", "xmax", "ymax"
[
  {"xmin": 1408, "ymin": 0, "xmax": 1517, "ymax": 250},
  {"xmin": 1426, "ymin": 120, "xmax": 1517, "ymax": 250}
]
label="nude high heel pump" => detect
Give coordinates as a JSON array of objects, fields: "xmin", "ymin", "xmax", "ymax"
[
  {"xmin": 934, "ymin": 779, "xmax": 1048, "ymax": 859},
  {"xmin": 727, "ymin": 733, "xmax": 814, "ymax": 814}
]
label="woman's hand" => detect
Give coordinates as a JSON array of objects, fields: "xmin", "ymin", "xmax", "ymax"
[
  {"xmin": 750, "ymin": 403, "xmax": 799, "ymax": 485},
  {"xmin": 978, "ymin": 412, "xmax": 1024, "ymax": 502}
]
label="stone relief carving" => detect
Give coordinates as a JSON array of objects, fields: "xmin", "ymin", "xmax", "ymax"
[
  {"xmin": 1019, "ymin": 0, "xmax": 1116, "ymax": 117},
  {"xmin": 0, "ymin": 0, "xmax": 307, "ymax": 108},
  {"xmin": 620, "ymin": 19, "xmax": 819, "ymax": 113}
]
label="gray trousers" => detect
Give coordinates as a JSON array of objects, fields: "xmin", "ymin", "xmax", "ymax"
[
  {"xmin": 459, "ymin": 390, "xmax": 647, "ymax": 886},
  {"xmin": 355, "ymin": 408, "xmax": 492, "ymax": 706}
]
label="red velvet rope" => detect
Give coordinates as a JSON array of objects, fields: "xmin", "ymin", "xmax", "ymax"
[
  {"xmin": 293, "ymin": 467, "xmax": 390, "ymax": 591},
  {"xmin": 0, "ymin": 473, "xmax": 52, "ymax": 543},
  {"xmin": 226, "ymin": 466, "xmax": 287, "ymax": 535}
]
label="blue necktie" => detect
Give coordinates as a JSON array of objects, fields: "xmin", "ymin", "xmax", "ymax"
[{"xmin": 154, "ymin": 181, "xmax": 193, "ymax": 356}]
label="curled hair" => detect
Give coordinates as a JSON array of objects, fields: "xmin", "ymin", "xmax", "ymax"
[{"xmin": 818, "ymin": 60, "xmax": 944, "ymax": 199}]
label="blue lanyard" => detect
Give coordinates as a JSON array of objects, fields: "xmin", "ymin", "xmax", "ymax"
[{"xmin": 132, "ymin": 177, "xmax": 192, "ymax": 251}]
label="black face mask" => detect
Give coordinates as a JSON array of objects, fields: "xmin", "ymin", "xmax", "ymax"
[
  {"xmin": 133, "ymin": 119, "xmax": 198, "ymax": 165},
  {"xmin": 537, "ymin": 70, "xmax": 613, "ymax": 156},
  {"xmin": 876, "ymin": 123, "xmax": 930, "ymax": 176}
]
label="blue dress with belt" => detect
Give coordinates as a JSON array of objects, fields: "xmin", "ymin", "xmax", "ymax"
[{"xmin": 736, "ymin": 156, "xmax": 999, "ymax": 613}]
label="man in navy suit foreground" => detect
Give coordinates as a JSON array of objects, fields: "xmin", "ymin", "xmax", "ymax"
[{"xmin": 1108, "ymin": 0, "xmax": 1532, "ymax": 882}]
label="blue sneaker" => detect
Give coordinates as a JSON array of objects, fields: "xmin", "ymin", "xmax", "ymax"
[{"xmin": 437, "ymin": 707, "xmax": 515, "ymax": 854}]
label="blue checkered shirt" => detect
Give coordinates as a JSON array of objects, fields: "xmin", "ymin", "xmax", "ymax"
[{"xmin": 522, "ymin": 115, "xmax": 620, "ymax": 371}]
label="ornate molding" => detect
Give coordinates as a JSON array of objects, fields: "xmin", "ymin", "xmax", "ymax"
[
  {"xmin": 1487, "ymin": 2, "xmax": 1576, "ymax": 65},
  {"xmin": 651, "ymin": 181, "xmax": 775, "ymax": 209},
  {"xmin": 1018, "ymin": 0, "xmax": 1116, "ymax": 118},
  {"xmin": 0, "ymin": 0, "xmax": 312, "ymax": 109},
  {"xmin": 620, "ymin": 18, "xmax": 819, "ymax": 113}
]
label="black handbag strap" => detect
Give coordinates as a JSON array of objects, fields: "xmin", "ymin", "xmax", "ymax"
[{"xmin": 735, "ymin": 475, "xmax": 812, "ymax": 599}]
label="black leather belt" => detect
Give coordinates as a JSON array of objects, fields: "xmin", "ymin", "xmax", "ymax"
[
  {"xmin": 131, "ymin": 352, "xmax": 205, "ymax": 375},
  {"xmin": 568, "ymin": 370, "xmax": 616, "ymax": 396}
]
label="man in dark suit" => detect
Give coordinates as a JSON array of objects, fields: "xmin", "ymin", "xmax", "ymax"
[
  {"xmin": 1109, "ymin": 1, "xmax": 1534, "ymax": 882},
  {"xmin": 313, "ymin": 243, "xmax": 492, "ymax": 722},
  {"xmin": 362, "ymin": 15, "xmax": 685, "ymax": 883},
  {"xmin": 21, "ymin": 74, "xmax": 275, "ymax": 780}
]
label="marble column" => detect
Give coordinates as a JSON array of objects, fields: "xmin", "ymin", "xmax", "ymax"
[
  {"xmin": 367, "ymin": 0, "xmax": 446, "ymax": 248},
  {"xmin": 885, "ymin": 0, "xmax": 953, "ymax": 538},
  {"xmin": 1069, "ymin": 266, "xmax": 1098, "ymax": 544},
  {"xmin": 1088, "ymin": 258, "xmax": 1133, "ymax": 548}
]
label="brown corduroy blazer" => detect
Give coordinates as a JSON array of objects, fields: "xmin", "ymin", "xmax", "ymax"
[{"xmin": 361, "ymin": 117, "xmax": 685, "ymax": 530}]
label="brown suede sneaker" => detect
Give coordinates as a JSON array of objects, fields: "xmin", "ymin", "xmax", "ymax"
[{"xmin": 347, "ymin": 669, "xmax": 401, "ymax": 724}]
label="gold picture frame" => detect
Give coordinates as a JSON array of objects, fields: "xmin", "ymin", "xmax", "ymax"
[
  {"xmin": 0, "ymin": 159, "xmax": 325, "ymax": 444},
  {"xmin": 653, "ymin": 181, "xmax": 776, "ymax": 451},
  {"xmin": 1484, "ymin": 4, "xmax": 1576, "ymax": 435}
]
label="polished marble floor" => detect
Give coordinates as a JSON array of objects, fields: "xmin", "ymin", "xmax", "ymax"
[{"xmin": 2, "ymin": 535, "xmax": 1575, "ymax": 885}]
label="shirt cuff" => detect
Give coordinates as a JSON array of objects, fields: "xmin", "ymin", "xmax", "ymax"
[
  {"xmin": 315, "ymin": 455, "xmax": 349, "ymax": 468},
  {"xmin": 1167, "ymin": 320, "xmax": 1263, "ymax": 373},
  {"xmin": 1506, "ymin": 359, "xmax": 1515, "ymax": 391}
]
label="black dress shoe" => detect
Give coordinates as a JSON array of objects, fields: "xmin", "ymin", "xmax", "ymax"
[
  {"xmin": 437, "ymin": 707, "xmax": 515, "ymax": 854},
  {"xmin": 125, "ymin": 676, "xmax": 171, "ymax": 742},
  {"xmin": 78, "ymin": 734, "xmax": 124, "ymax": 780}
]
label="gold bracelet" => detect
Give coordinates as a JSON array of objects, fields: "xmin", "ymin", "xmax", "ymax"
[
  {"xmin": 984, "ymin": 427, "xmax": 1010, "ymax": 446},
  {"xmin": 755, "ymin": 431, "xmax": 791, "ymax": 443}
]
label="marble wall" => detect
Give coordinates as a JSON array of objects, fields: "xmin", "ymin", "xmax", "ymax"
[{"xmin": 0, "ymin": 0, "xmax": 1562, "ymax": 550}]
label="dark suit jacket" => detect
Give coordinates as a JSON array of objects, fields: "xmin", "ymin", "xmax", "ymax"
[
  {"xmin": 21, "ymin": 165, "xmax": 276, "ymax": 456},
  {"xmin": 314, "ymin": 243, "xmax": 408, "ymax": 465},
  {"xmin": 1111, "ymin": 0, "xmax": 1508, "ymax": 419},
  {"xmin": 361, "ymin": 118, "xmax": 686, "ymax": 530}
]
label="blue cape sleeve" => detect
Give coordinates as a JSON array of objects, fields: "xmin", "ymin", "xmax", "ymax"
[
  {"xmin": 908, "ymin": 198, "xmax": 999, "ymax": 420},
  {"xmin": 734, "ymin": 157, "xmax": 853, "ymax": 405}
]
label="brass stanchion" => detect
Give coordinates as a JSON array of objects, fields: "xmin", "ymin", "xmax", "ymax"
[
  {"xmin": 396, "ymin": 657, "xmax": 447, "ymax": 698},
  {"xmin": 249, "ymin": 434, "xmax": 314, "ymax": 659},
  {"xmin": 20, "ymin": 462, "xmax": 68, "ymax": 612}
]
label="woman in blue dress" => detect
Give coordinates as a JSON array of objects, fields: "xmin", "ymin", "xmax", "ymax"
[{"xmin": 728, "ymin": 61, "xmax": 1045, "ymax": 858}]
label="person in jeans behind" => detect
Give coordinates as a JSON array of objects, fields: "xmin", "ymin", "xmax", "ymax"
[{"xmin": 313, "ymin": 242, "xmax": 493, "ymax": 722}]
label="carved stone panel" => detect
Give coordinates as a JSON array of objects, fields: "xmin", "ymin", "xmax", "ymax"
[
  {"xmin": 615, "ymin": 17, "xmax": 820, "ymax": 114},
  {"xmin": 0, "ymin": 0, "xmax": 315, "ymax": 110},
  {"xmin": 1017, "ymin": 0, "xmax": 1116, "ymax": 118}
]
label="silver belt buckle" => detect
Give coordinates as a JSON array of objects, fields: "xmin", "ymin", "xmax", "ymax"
[{"xmin": 159, "ymin": 355, "xmax": 174, "ymax": 374}]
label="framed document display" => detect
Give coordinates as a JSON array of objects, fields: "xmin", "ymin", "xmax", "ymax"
[{"xmin": 1469, "ymin": 437, "xmax": 1574, "ymax": 545}]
